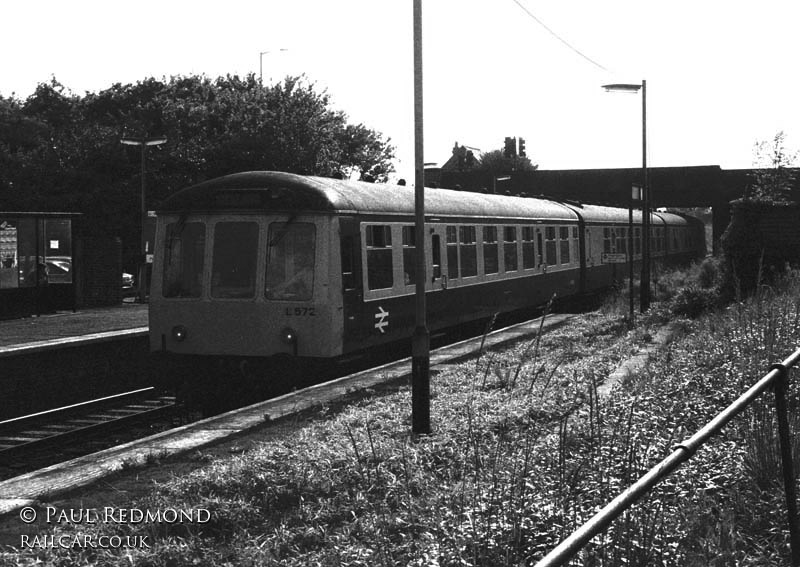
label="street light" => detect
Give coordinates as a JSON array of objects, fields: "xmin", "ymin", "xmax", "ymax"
[
  {"xmin": 120, "ymin": 136, "xmax": 167, "ymax": 303},
  {"xmin": 602, "ymin": 80, "xmax": 649, "ymax": 312},
  {"xmin": 411, "ymin": 0, "xmax": 430, "ymax": 435},
  {"xmin": 259, "ymin": 48, "xmax": 288, "ymax": 83}
]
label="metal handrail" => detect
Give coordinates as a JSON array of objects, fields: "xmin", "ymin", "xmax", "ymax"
[{"xmin": 534, "ymin": 347, "xmax": 800, "ymax": 567}]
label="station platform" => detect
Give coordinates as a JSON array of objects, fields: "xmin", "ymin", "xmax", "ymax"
[{"xmin": 0, "ymin": 302, "xmax": 148, "ymax": 350}]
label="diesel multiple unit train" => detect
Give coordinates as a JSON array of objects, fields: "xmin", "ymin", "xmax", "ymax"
[{"xmin": 149, "ymin": 171, "xmax": 704, "ymax": 392}]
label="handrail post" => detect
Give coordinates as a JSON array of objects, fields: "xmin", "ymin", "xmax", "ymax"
[{"xmin": 771, "ymin": 362, "xmax": 800, "ymax": 566}]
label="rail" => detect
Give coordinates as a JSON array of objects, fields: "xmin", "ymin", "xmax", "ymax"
[{"xmin": 534, "ymin": 347, "xmax": 800, "ymax": 567}]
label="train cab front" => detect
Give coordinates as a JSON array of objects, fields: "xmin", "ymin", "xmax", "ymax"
[{"xmin": 148, "ymin": 213, "xmax": 337, "ymax": 364}]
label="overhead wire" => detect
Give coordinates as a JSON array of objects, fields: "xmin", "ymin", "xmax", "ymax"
[{"xmin": 509, "ymin": 0, "xmax": 609, "ymax": 73}]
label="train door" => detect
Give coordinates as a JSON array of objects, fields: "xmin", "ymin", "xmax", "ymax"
[
  {"xmin": 428, "ymin": 225, "xmax": 446, "ymax": 291},
  {"xmin": 339, "ymin": 217, "xmax": 362, "ymax": 343}
]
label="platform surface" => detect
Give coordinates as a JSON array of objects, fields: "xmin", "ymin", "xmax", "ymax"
[{"xmin": 0, "ymin": 303, "xmax": 148, "ymax": 350}]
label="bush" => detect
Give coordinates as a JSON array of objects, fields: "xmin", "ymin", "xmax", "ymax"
[
  {"xmin": 669, "ymin": 285, "xmax": 719, "ymax": 318},
  {"xmin": 697, "ymin": 256, "xmax": 722, "ymax": 289}
]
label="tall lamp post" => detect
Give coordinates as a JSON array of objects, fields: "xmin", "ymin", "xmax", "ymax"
[
  {"xmin": 602, "ymin": 80, "xmax": 649, "ymax": 312},
  {"xmin": 260, "ymin": 48, "xmax": 288, "ymax": 83},
  {"xmin": 411, "ymin": 0, "xmax": 430, "ymax": 434},
  {"xmin": 120, "ymin": 136, "xmax": 167, "ymax": 304}
]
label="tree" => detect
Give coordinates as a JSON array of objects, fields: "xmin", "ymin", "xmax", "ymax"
[
  {"xmin": 0, "ymin": 73, "xmax": 396, "ymax": 266},
  {"xmin": 745, "ymin": 130, "xmax": 798, "ymax": 203},
  {"xmin": 476, "ymin": 149, "xmax": 537, "ymax": 175}
]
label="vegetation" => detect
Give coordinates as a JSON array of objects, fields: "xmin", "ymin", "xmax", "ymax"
[
  {"xmin": 744, "ymin": 131, "xmax": 798, "ymax": 204},
  {"xmin": 0, "ymin": 75, "xmax": 395, "ymax": 265},
  {"xmin": 476, "ymin": 149, "xmax": 538, "ymax": 175},
  {"xmin": 5, "ymin": 264, "xmax": 800, "ymax": 566}
]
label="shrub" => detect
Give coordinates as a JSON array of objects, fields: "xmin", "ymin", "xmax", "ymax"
[
  {"xmin": 669, "ymin": 285, "xmax": 719, "ymax": 318},
  {"xmin": 697, "ymin": 256, "xmax": 722, "ymax": 289}
]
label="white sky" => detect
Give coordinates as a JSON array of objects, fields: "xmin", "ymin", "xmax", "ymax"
[{"xmin": 3, "ymin": 1, "xmax": 799, "ymax": 182}]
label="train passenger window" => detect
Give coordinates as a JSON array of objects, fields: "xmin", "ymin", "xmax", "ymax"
[
  {"xmin": 483, "ymin": 226, "xmax": 498, "ymax": 275},
  {"xmin": 536, "ymin": 230, "xmax": 544, "ymax": 267},
  {"xmin": 504, "ymin": 227, "xmax": 518, "ymax": 272},
  {"xmin": 522, "ymin": 226, "xmax": 535, "ymax": 269},
  {"xmin": 265, "ymin": 222, "xmax": 316, "ymax": 301},
  {"xmin": 211, "ymin": 222, "xmax": 259, "ymax": 299},
  {"xmin": 459, "ymin": 226, "xmax": 477, "ymax": 277},
  {"xmin": 402, "ymin": 226, "xmax": 416, "ymax": 285},
  {"xmin": 163, "ymin": 222, "xmax": 205, "ymax": 298},
  {"xmin": 616, "ymin": 227, "xmax": 627, "ymax": 255},
  {"xmin": 545, "ymin": 227, "xmax": 557, "ymax": 266},
  {"xmin": 559, "ymin": 226, "xmax": 571, "ymax": 265},
  {"xmin": 446, "ymin": 226, "xmax": 459, "ymax": 279},
  {"xmin": 365, "ymin": 225, "xmax": 393, "ymax": 290}
]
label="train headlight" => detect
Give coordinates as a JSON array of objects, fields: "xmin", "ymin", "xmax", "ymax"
[
  {"xmin": 280, "ymin": 327, "xmax": 297, "ymax": 345},
  {"xmin": 172, "ymin": 325, "xmax": 188, "ymax": 342}
]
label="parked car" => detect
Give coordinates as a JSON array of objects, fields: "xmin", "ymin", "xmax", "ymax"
[{"xmin": 45, "ymin": 256, "xmax": 72, "ymax": 284}]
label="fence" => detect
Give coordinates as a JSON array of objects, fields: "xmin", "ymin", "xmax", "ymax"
[{"xmin": 534, "ymin": 347, "xmax": 800, "ymax": 567}]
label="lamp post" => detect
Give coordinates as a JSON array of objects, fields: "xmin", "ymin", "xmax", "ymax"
[
  {"xmin": 259, "ymin": 48, "xmax": 288, "ymax": 83},
  {"xmin": 411, "ymin": 0, "xmax": 430, "ymax": 434},
  {"xmin": 602, "ymin": 80, "xmax": 649, "ymax": 312},
  {"xmin": 120, "ymin": 136, "xmax": 167, "ymax": 304}
]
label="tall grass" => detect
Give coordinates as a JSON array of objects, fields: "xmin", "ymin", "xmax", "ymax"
[{"xmin": 7, "ymin": 270, "xmax": 800, "ymax": 566}]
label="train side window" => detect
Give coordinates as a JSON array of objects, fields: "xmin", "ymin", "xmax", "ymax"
[
  {"xmin": 504, "ymin": 226, "xmax": 518, "ymax": 272},
  {"xmin": 536, "ymin": 230, "xmax": 544, "ymax": 267},
  {"xmin": 616, "ymin": 227, "xmax": 627, "ymax": 255},
  {"xmin": 211, "ymin": 221, "xmax": 259, "ymax": 299},
  {"xmin": 365, "ymin": 225, "xmax": 393, "ymax": 290},
  {"xmin": 265, "ymin": 222, "xmax": 316, "ymax": 301},
  {"xmin": 545, "ymin": 226, "xmax": 557, "ymax": 266},
  {"xmin": 559, "ymin": 226, "xmax": 571, "ymax": 264},
  {"xmin": 483, "ymin": 226, "xmax": 498, "ymax": 275},
  {"xmin": 402, "ymin": 225, "xmax": 416, "ymax": 285},
  {"xmin": 634, "ymin": 227, "xmax": 641, "ymax": 255},
  {"xmin": 446, "ymin": 226, "xmax": 459, "ymax": 279},
  {"xmin": 522, "ymin": 226, "xmax": 535, "ymax": 269},
  {"xmin": 459, "ymin": 226, "xmax": 477, "ymax": 277},
  {"xmin": 163, "ymin": 222, "xmax": 205, "ymax": 298}
]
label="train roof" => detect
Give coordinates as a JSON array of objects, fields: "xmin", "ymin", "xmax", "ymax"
[
  {"xmin": 567, "ymin": 203, "xmax": 689, "ymax": 226},
  {"xmin": 157, "ymin": 171, "xmax": 693, "ymax": 226},
  {"xmin": 157, "ymin": 171, "xmax": 579, "ymax": 221}
]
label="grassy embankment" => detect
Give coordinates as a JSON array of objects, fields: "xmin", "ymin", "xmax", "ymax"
[{"xmin": 8, "ymin": 259, "xmax": 800, "ymax": 566}]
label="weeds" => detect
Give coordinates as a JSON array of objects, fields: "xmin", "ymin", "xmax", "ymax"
[{"xmin": 8, "ymin": 269, "xmax": 800, "ymax": 566}]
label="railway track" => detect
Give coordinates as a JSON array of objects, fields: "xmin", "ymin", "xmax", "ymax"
[{"xmin": 0, "ymin": 387, "xmax": 177, "ymax": 459}]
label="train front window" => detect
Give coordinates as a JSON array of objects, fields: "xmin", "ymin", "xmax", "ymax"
[
  {"xmin": 266, "ymin": 222, "xmax": 316, "ymax": 301},
  {"xmin": 211, "ymin": 222, "xmax": 259, "ymax": 299},
  {"xmin": 163, "ymin": 222, "xmax": 205, "ymax": 298}
]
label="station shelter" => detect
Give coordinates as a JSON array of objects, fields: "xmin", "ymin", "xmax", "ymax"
[{"xmin": 0, "ymin": 212, "xmax": 79, "ymax": 318}]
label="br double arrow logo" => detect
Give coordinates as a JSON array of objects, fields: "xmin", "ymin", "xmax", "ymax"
[{"xmin": 374, "ymin": 306, "xmax": 389, "ymax": 334}]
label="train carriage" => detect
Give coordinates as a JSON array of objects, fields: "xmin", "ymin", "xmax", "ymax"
[{"xmin": 149, "ymin": 171, "xmax": 704, "ymax": 379}]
